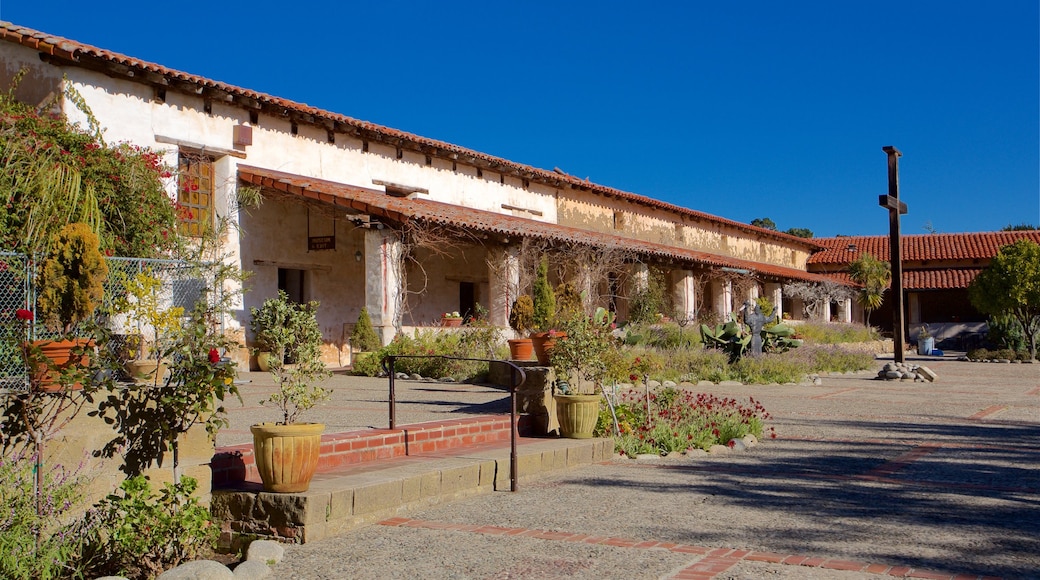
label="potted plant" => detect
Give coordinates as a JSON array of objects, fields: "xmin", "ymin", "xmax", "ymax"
[
  {"xmin": 548, "ymin": 306, "xmax": 619, "ymax": 438},
  {"xmin": 250, "ymin": 293, "xmax": 332, "ymax": 493},
  {"xmin": 249, "ymin": 290, "xmax": 297, "ymax": 372},
  {"xmin": 29, "ymin": 222, "xmax": 109, "ymax": 391},
  {"xmin": 114, "ymin": 271, "xmax": 183, "ymax": 385},
  {"xmin": 507, "ymin": 295, "xmax": 535, "ymax": 361},
  {"xmin": 530, "ymin": 257, "xmax": 559, "ymax": 364},
  {"xmin": 441, "ymin": 311, "xmax": 463, "ymax": 327},
  {"xmin": 918, "ymin": 325, "xmax": 934, "ymax": 356}
]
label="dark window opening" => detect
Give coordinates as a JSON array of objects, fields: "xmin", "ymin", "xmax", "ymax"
[
  {"xmin": 278, "ymin": 268, "xmax": 306, "ymax": 304},
  {"xmin": 459, "ymin": 282, "xmax": 476, "ymax": 320}
]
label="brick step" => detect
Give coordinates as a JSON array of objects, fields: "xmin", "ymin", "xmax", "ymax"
[
  {"xmin": 212, "ymin": 415, "xmax": 528, "ymax": 488},
  {"xmin": 212, "ymin": 436, "xmax": 615, "ymax": 545}
]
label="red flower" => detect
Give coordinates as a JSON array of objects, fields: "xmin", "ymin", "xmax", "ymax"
[
  {"xmin": 208, "ymin": 348, "xmax": 220, "ymax": 364},
  {"xmin": 629, "ymin": 374, "xmax": 639, "ymax": 382},
  {"xmin": 15, "ymin": 309, "xmax": 33, "ymax": 321}
]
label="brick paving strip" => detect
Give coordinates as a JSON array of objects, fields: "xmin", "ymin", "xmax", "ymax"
[{"xmin": 377, "ymin": 517, "xmax": 1000, "ymax": 579}]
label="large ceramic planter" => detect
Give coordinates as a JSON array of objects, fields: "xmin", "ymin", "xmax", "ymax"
[
  {"xmin": 507, "ymin": 338, "xmax": 535, "ymax": 361},
  {"xmin": 553, "ymin": 394, "xmax": 600, "ymax": 439},
  {"xmin": 28, "ymin": 338, "xmax": 93, "ymax": 392},
  {"xmin": 256, "ymin": 351, "xmax": 275, "ymax": 372},
  {"xmin": 125, "ymin": 359, "xmax": 170, "ymax": 385},
  {"xmin": 530, "ymin": 331, "xmax": 566, "ymax": 365},
  {"xmin": 251, "ymin": 422, "xmax": 325, "ymax": 493}
]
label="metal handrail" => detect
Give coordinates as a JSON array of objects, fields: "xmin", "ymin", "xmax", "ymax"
[{"xmin": 380, "ymin": 355, "xmax": 527, "ymax": 492}]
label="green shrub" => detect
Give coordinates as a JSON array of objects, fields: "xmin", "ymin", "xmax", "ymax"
[
  {"xmin": 966, "ymin": 348, "xmax": 991, "ymax": 361},
  {"xmin": 993, "ymin": 348, "xmax": 1017, "ymax": 361},
  {"xmin": 531, "ymin": 258, "xmax": 556, "ymax": 332},
  {"xmin": 350, "ymin": 307, "xmax": 380, "ymax": 352},
  {"xmin": 658, "ymin": 347, "xmax": 733, "ymax": 383},
  {"xmin": 794, "ymin": 321, "xmax": 879, "ymax": 344},
  {"xmin": 986, "ymin": 313, "xmax": 1026, "ymax": 352},
  {"xmin": 796, "ymin": 345, "xmax": 876, "ymax": 373},
  {"xmin": 85, "ymin": 476, "xmax": 216, "ymax": 579},
  {"xmin": 353, "ymin": 326, "xmax": 502, "ymax": 381},
  {"xmin": 732, "ymin": 355, "xmax": 808, "ymax": 384},
  {"xmin": 508, "ymin": 295, "xmax": 534, "ymax": 334}
]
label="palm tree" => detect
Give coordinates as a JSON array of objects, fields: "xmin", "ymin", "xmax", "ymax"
[{"xmin": 848, "ymin": 252, "xmax": 891, "ymax": 327}]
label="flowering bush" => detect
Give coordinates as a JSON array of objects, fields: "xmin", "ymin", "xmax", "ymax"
[
  {"xmin": 0, "ymin": 452, "xmax": 94, "ymax": 580},
  {"xmin": 610, "ymin": 388, "xmax": 775, "ymax": 457},
  {"xmin": 0, "ymin": 84, "xmax": 180, "ymax": 258}
]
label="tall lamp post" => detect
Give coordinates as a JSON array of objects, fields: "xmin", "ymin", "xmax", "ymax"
[{"xmin": 879, "ymin": 146, "xmax": 908, "ymax": 364}]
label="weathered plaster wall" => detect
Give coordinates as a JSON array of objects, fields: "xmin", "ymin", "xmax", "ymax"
[
  {"xmin": 557, "ymin": 194, "xmax": 812, "ymax": 269},
  {"xmin": 0, "ymin": 42, "xmax": 64, "ymax": 112}
]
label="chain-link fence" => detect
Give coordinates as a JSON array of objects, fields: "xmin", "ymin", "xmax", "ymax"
[{"xmin": 0, "ymin": 254, "xmax": 210, "ymax": 391}]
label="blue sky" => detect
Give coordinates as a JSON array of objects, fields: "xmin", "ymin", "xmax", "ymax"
[{"xmin": 2, "ymin": 1, "xmax": 1037, "ymax": 237}]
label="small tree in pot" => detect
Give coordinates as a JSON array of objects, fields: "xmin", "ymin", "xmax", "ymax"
[
  {"xmin": 507, "ymin": 295, "xmax": 535, "ymax": 360},
  {"xmin": 548, "ymin": 306, "xmax": 621, "ymax": 438},
  {"xmin": 250, "ymin": 292, "xmax": 332, "ymax": 492},
  {"xmin": 29, "ymin": 222, "xmax": 109, "ymax": 391}
]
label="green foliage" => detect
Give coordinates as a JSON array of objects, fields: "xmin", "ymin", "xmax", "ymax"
[
  {"xmin": 628, "ymin": 269, "xmax": 665, "ymax": 324},
  {"xmin": 0, "ymin": 84, "xmax": 180, "ymax": 257},
  {"xmin": 847, "ymin": 252, "xmax": 890, "ymax": 326},
  {"xmin": 549, "ymin": 307, "xmax": 621, "ymax": 392},
  {"xmin": 252, "ymin": 293, "xmax": 331, "ymax": 424},
  {"xmin": 554, "ymin": 282, "xmax": 583, "ymax": 322},
  {"xmin": 350, "ymin": 307, "xmax": 380, "ymax": 352},
  {"xmin": 95, "ymin": 256, "xmax": 246, "ymax": 475},
  {"xmin": 36, "ymin": 222, "xmax": 109, "ymax": 334},
  {"xmin": 112, "ymin": 270, "xmax": 184, "ymax": 361},
  {"xmin": 531, "ymin": 257, "xmax": 556, "ymax": 332},
  {"xmin": 0, "ymin": 454, "xmax": 92, "ymax": 580},
  {"xmin": 659, "ymin": 347, "xmax": 734, "ymax": 383},
  {"xmin": 784, "ymin": 227, "xmax": 814, "ymax": 238},
  {"xmin": 611, "ymin": 390, "xmax": 774, "ymax": 456},
  {"xmin": 1001, "ymin": 223, "xmax": 1038, "ymax": 231},
  {"xmin": 354, "ymin": 325, "xmax": 503, "ymax": 381},
  {"xmin": 699, "ymin": 316, "xmax": 800, "ymax": 362},
  {"xmin": 732, "ymin": 354, "xmax": 807, "ymax": 384},
  {"xmin": 793, "ymin": 344, "xmax": 876, "ymax": 373},
  {"xmin": 508, "ymin": 294, "xmax": 534, "ymax": 334},
  {"xmin": 622, "ymin": 321, "xmax": 700, "ymax": 350},
  {"xmin": 750, "ymin": 217, "xmax": 777, "ymax": 230},
  {"xmin": 793, "ymin": 321, "xmax": 880, "ymax": 344},
  {"xmin": 85, "ymin": 476, "xmax": 216, "ymax": 579},
  {"xmin": 986, "ymin": 313, "xmax": 1025, "ymax": 352},
  {"xmin": 969, "ymin": 239, "xmax": 1040, "ymax": 358}
]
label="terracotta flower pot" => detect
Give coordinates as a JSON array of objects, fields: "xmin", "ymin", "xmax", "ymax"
[
  {"xmin": 28, "ymin": 338, "xmax": 93, "ymax": 392},
  {"xmin": 251, "ymin": 422, "xmax": 325, "ymax": 493},
  {"xmin": 125, "ymin": 359, "xmax": 170, "ymax": 385},
  {"xmin": 553, "ymin": 393, "xmax": 600, "ymax": 439},
  {"xmin": 441, "ymin": 317, "xmax": 463, "ymax": 327},
  {"xmin": 530, "ymin": 331, "xmax": 566, "ymax": 365},
  {"xmin": 507, "ymin": 338, "xmax": 535, "ymax": 361}
]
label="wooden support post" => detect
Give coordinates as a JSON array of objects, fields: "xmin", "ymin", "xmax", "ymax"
[{"xmin": 879, "ymin": 146, "xmax": 908, "ymax": 363}]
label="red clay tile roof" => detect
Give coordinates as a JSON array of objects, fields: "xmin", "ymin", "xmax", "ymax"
[
  {"xmin": 0, "ymin": 22, "xmax": 821, "ymax": 252},
  {"xmin": 808, "ymin": 232, "xmax": 1040, "ymax": 264},
  {"xmin": 238, "ymin": 166, "xmax": 836, "ymax": 284},
  {"xmin": 824, "ymin": 269, "xmax": 984, "ymax": 291}
]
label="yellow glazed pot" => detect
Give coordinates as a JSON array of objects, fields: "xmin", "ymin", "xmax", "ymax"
[
  {"xmin": 553, "ymin": 394, "xmax": 600, "ymax": 439},
  {"xmin": 250, "ymin": 422, "xmax": 325, "ymax": 493}
]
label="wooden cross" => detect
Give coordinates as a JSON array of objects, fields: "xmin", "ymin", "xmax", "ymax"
[{"xmin": 879, "ymin": 146, "xmax": 908, "ymax": 363}]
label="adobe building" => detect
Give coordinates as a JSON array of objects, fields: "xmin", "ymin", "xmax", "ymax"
[
  {"xmin": 0, "ymin": 23, "xmax": 856, "ymax": 366},
  {"xmin": 810, "ymin": 231, "xmax": 1040, "ymax": 348}
]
